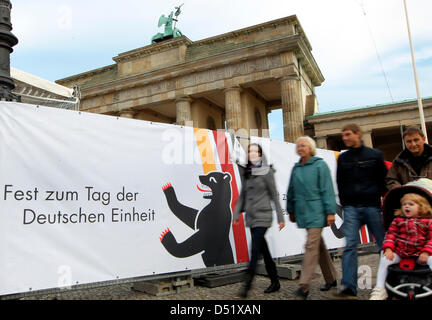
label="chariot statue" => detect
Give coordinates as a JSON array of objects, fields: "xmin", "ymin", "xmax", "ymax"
[{"xmin": 151, "ymin": 4, "xmax": 184, "ymax": 44}]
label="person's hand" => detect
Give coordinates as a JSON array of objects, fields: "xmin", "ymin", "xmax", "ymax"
[
  {"xmin": 279, "ymin": 222, "xmax": 285, "ymax": 231},
  {"xmin": 327, "ymin": 214, "xmax": 335, "ymax": 226},
  {"xmin": 289, "ymin": 213, "xmax": 296, "ymax": 223},
  {"xmin": 419, "ymin": 252, "xmax": 429, "ymax": 264},
  {"xmin": 384, "ymin": 248, "xmax": 394, "ymax": 261},
  {"xmin": 233, "ymin": 219, "xmax": 240, "ymax": 226}
]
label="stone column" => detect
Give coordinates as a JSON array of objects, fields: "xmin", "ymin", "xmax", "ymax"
[
  {"xmin": 362, "ymin": 130, "xmax": 373, "ymax": 148},
  {"xmin": 261, "ymin": 107, "xmax": 271, "ymax": 138},
  {"xmin": 119, "ymin": 110, "xmax": 136, "ymax": 119},
  {"xmin": 316, "ymin": 136, "xmax": 328, "ymax": 149},
  {"xmin": 176, "ymin": 97, "xmax": 193, "ymax": 126},
  {"xmin": 281, "ymin": 76, "xmax": 303, "ymax": 142},
  {"xmin": 224, "ymin": 86, "xmax": 242, "ymax": 131}
]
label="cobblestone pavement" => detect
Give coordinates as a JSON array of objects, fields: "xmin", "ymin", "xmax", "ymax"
[{"xmin": 21, "ymin": 253, "xmax": 380, "ymax": 300}]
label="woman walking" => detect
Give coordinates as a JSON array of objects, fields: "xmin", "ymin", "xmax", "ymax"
[
  {"xmin": 233, "ymin": 143, "xmax": 285, "ymax": 298},
  {"xmin": 287, "ymin": 136, "xmax": 338, "ymax": 299}
]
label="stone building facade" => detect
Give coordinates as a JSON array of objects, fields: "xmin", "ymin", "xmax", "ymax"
[
  {"xmin": 56, "ymin": 15, "xmax": 324, "ymax": 143},
  {"xmin": 12, "ymin": 67, "xmax": 77, "ymax": 109},
  {"xmin": 306, "ymin": 96, "xmax": 432, "ymax": 161}
]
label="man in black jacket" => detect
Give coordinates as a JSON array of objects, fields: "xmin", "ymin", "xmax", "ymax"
[
  {"xmin": 386, "ymin": 126, "xmax": 432, "ymax": 190},
  {"xmin": 334, "ymin": 123, "xmax": 388, "ymax": 299}
]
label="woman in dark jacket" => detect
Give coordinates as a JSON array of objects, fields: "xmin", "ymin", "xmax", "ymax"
[
  {"xmin": 287, "ymin": 136, "xmax": 337, "ymax": 299},
  {"xmin": 233, "ymin": 143, "xmax": 285, "ymax": 298}
]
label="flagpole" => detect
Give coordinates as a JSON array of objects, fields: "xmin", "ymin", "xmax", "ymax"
[{"xmin": 403, "ymin": 0, "xmax": 428, "ymax": 143}]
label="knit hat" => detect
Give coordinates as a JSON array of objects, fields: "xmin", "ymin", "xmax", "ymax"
[{"xmin": 383, "ymin": 178, "xmax": 432, "ymax": 230}]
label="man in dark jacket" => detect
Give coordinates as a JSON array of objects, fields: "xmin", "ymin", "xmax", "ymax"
[
  {"xmin": 335, "ymin": 123, "xmax": 388, "ymax": 298},
  {"xmin": 386, "ymin": 126, "xmax": 432, "ymax": 190}
]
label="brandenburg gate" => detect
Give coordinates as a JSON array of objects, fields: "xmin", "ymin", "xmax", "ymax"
[{"xmin": 57, "ymin": 15, "xmax": 324, "ymax": 142}]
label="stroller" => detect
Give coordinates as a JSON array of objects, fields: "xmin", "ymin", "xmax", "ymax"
[{"xmin": 382, "ymin": 178, "xmax": 432, "ymax": 300}]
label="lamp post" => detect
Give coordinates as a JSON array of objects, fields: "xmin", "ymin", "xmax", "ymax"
[{"xmin": 0, "ymin": 0, "xmax": 18, "ymax": 101}]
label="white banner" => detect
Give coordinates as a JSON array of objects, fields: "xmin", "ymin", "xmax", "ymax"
[
  {"xmin": 0, "ymin": 102, "xmax": 353, "ymax": 296},
  {"xmin": 243, "ymin": 137, "xmax": 346, "ymax": 258}
]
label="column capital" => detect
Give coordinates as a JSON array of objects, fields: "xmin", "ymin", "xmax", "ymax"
[
  {"xmin": 119, "ymin": 109, "xmax": 136, "ymax": 118},
  {"xmin": 279, "ymin": 75, "xmax": 300, "ymax": 82},
  {"xmin": 175, "ymin": 96, "xmax": 193, "ymax": 103},
  {"xmin": 223, "ymin": 86, "xmax": 242, "ymax": 94},
  {"xmin": 315, "ymin": 134, "xmax": 328, "ymax": 139}
]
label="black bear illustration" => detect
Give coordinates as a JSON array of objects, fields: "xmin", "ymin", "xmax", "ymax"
[{"xmin": 160, "ymin": 171, "xmax": 235, "ymax": 267}]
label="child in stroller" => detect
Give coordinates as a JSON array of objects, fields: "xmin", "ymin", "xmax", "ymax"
[{"xmin": 370, "ymin": 178, "xmax": 432, "ymax": 300}]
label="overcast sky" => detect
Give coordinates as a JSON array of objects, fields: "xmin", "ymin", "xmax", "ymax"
[{"xmin": 10, "ymin": 0, "xmax": 432, "ymax": 140}]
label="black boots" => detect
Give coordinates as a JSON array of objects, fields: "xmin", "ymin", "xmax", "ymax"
[
  {"xmin": 264, "ymin": 280, "xmax": 280, "ymax": 293},
  {"xmin": 239, "ymin": 270, "xmax": 253, "ymax": 298},
  {"xmin": 264, "ymin": 262, "xmax": 280, "ymax": 294},
  {"xmin": 320, "ymin": 280, "xmax": 337, "ymax": 291},
  {"xmin": 239, "ymin": 270, "xmax": 281, "ymax": 298}
]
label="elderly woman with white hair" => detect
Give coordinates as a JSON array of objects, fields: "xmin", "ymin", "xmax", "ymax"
[{"xmin": 287, "ymin": 136, "xmax": 338, "ymax": 299}]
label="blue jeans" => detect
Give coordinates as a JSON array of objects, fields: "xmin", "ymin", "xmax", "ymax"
[{"xmin": 341, "ymin": 206, "xmax": 385, "ymax": 295}]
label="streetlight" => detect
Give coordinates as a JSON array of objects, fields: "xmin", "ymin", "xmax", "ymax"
[{"xmin": 0, "ymin": 0, "xmax": 18, "ymax": 102}]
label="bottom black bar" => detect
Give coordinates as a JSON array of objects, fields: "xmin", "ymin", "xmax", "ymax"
[{"xmin": 0, "ymin": 299, "xmax": 426, "ymax": 318}]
